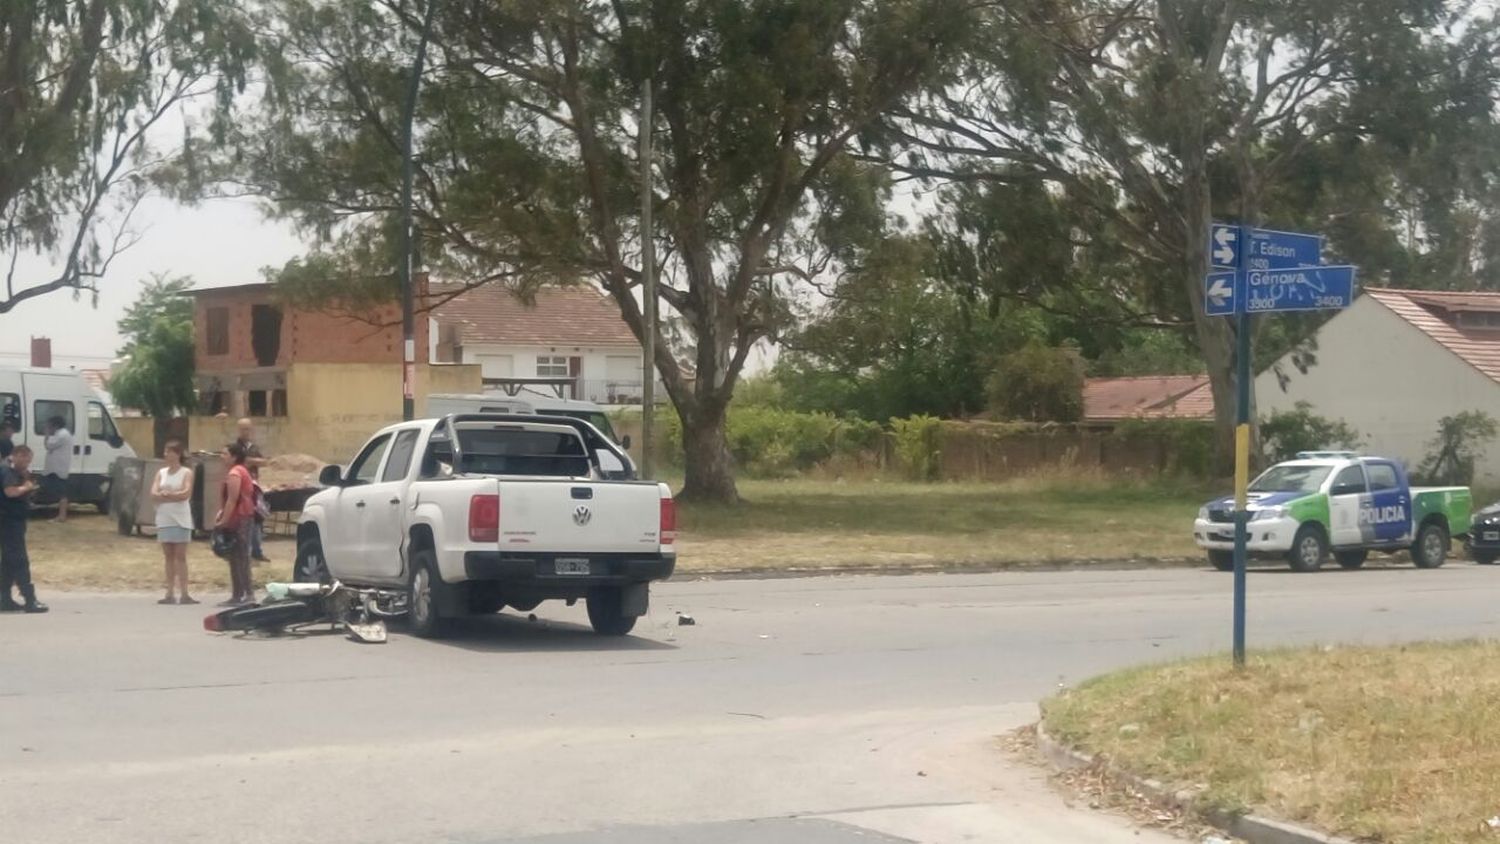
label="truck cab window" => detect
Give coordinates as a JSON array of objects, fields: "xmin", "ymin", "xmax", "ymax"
[
  {"xmin": 1329, "ymin": 465, "xmax": 1368, "ymax": 497},
  {"xmin": 347, "ymin": 434, "xmax": 393, "ymax": 486},
  {"xmin": 1366, "ymin": 463, "xmax": 1400, "ymax": 491},
  {"xmin": 381, "ymin": 430, "xmax": 421, "ymax": 483}
]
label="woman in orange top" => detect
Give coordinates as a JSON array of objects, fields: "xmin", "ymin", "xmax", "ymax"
[{"xmin": 216, "ymin": 441, "xmax": 257, "ymax": 606}]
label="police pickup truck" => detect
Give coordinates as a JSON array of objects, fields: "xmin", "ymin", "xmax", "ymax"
[{"xmin": 1193, "ymin": 452, "xmax": 1472, "ymax": 572}]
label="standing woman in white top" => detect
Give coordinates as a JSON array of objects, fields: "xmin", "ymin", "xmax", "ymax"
[{"xmin": 151, "ymin": 441, "xmax": 197, "ymax": 605}]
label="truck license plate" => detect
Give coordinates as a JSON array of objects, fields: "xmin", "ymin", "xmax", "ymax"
[
  {"xmin": 1485, "ymin": 531, "xmax": 1499, "ymax": 542},
  {"xmin": 555, "ymin": 558, "xmax": 591, "ymax": 575}
]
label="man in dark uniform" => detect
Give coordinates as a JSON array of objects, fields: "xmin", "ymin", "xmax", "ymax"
[{"xmin": 1, "ymin": 445, "xmax": 48, "ymax": 613}]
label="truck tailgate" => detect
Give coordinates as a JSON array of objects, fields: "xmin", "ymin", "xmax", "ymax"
[{"xmin": 496, "ymin": 479, "xmax": 662, "ymax": 554}]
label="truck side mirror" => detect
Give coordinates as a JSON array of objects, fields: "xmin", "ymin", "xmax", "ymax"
[
  {"xmin": 318, "ymin": 465, "xmax": 345, "ymax": 487},
  {"xmin": 621, "ymin": 434, "xmax": 632, "ymax": 451}
]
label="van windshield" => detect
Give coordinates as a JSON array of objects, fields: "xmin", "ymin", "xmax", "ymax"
[
  {"xmin": 538, "ymin": 409, "xmax": 618, "ymax": 442},
  {"xmin": 1249, "ymin": 465, "xmax": 1333, "ymax": 494}
]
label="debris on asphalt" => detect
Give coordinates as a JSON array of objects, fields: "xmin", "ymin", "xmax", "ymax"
[
  {"xmin": 1485, "ymin": 815, "xmax": 1500, "ymax": 831},
  {"xmin": 677, "ymin": 613, "xmax": 696, "ymax": 626},
  {"xmin": 758, "ymin": 634, "xmax": 770, "ymax": 639},
  {"xmin": 1201, "ymin": 835, "xmax": 1234, "ymax": 844}
]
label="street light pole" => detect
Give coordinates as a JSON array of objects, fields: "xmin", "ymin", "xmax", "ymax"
[
  {"xmin": 399, "ymin": 0, "xmax": 438, "ymax": 421},
  {"xmin": 639, "ymin": 78, "xmax": 656, "ymax": 478}
]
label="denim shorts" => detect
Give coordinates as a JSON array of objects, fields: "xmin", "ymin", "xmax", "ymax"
[{"xmin": 157, "ymin": 526, "xmax": 192, "ymax": 544}]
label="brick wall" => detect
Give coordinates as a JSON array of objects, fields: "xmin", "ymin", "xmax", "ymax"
[{"xmin": 193, "ymin": 286, "xmax": 433, "ymax": 372}]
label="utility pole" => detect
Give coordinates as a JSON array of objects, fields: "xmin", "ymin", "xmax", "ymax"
[
  {"xmin": 639, "ymin": 78, "xmax": 656, "ymax": 478},
  {"xmin": 399, "ymin": 0, "xmax": 438, "ymax": 421}
]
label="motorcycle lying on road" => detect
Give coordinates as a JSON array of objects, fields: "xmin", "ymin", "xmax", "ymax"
[{"xmin": 203, "ymin": 581, "xmax": 406, "ymax": 643}]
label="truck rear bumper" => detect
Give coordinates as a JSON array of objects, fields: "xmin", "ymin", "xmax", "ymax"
[{"xmin": 462, "ymin": 551, "xmax": 676, "ymax": 585}]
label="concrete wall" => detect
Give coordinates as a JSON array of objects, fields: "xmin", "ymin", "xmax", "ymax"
[
  {"xmin": 125, "ymin": 362, "xmax": 481, "ymax": 464},
  {"xmin": 1256, "ymin": 296, "xmax": 1500, "ymax": 486}
]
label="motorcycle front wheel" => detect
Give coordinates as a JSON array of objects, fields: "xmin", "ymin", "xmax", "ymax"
[{"xmin": 210, "ymin": 600, "xmax": 322, "ymax": 633}]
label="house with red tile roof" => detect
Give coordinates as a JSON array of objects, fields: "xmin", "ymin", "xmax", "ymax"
[
  {"xmin": 432, "ymin": 285, "xmax": 650, "ymax": 404},
  {"xmin": 1082, "ymin": 375, "xmax": 1213, "ymax": 424},
  {"xmin": 1258, "ymin": 288, "xmax": 1500, "ymax": 484}
]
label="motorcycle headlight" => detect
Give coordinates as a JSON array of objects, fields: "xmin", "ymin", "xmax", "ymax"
[
  {"xmin": 1197, "ymin": 506, "xmax": 1209, "ymax": 521},
  {"xmin": 1252, "ymin": 506, "xmax": 1287, "ymax": 521}
]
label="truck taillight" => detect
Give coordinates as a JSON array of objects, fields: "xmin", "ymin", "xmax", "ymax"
[
  {"xmin": 659, "ymin": 497, "xmax": 677, "ymax": 545},
  {"xmin": 469, "ymin": 494, "xmax": 500, "ymax": 542}
]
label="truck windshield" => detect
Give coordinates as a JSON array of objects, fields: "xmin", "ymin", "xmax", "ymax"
[
  {"xmin": 428, "ymin": 426, "xmax": 592, "ymax": 477},
  {"xmin": 1249, "ymin": 465, "xmax": 1333, "ymax": 494}
]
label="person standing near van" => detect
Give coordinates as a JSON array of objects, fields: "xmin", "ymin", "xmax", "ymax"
[
  {"xmin": 236, "ymin": 418, "xmax": 269, "ymax": 562},
  {"xmin": 42, "ymin": 416, "xmax": 72, "ymax": 522},
  {"xmin": 0, "ymin": 422, "xmax": 14, "ymax": 465},
  {"xmin": 216, "ymin": 442, "xmax": 257, "ymax": 606},
  {"xmin": 1, "ymin": 445, "xmax": 47, "ymax": 613},
  {"xmin": 152, "ymin": 441, "xmax": 196, "ymax": 605}
]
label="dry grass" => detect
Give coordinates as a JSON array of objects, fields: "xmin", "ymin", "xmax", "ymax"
[
  {"xmin": 30, "ymin": 513, "xmax": 294, "ymax": 595},
  {"xmin": 1042, "ymin": 642, "xmax": 1500, "ymax": 843},
  {"xmin": 30, "ymin": 473, "xmax": 1205, "ymax": 591}
]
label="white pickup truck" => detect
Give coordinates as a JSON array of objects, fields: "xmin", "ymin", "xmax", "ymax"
[{"xmin": 293, "ymin": 414, "xmax": 676, "ymax": 637}]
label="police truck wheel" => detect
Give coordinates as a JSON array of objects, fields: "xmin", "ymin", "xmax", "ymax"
[
  {"xmin": 1474, "ymin": 550, "xmax": 1499, "ymax": 565},
  {"xmin": 1411, "ymin": 522, "xmax": 1448, "ymax": 569},
  {"xmin": 1208, "ymin": 550, "xmax": 1234, "ymax": 572},
  {"xmin": 1287, "ymin": 526, "xmax": 1327, "ymax": 572},
  {"xmin": 1334, "ymin": 549, "xmax": 1368, "ymax": 570}
]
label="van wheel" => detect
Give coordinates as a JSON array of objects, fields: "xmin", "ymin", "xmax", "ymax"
[
  {"xmin": 407, "ymin": 549, "xmax": 450, "ymax": 638},
  {"xmin": 1335, "ymin": 549, "xmax": 1368, "ymax": 570},
  {"xmin": 586, "ymin": 587, "xmax": 637, "ymax": 636},
  {"xmin": 1287, "ymin": 526, "xmax": 1327, "ymax": 572},
  {"xmin": 1208, "ymin": 551, "xmax": 1234, "ymax": 572},
  {"xmin": 1412, "ymin": 523, "xmax": 1449, "ymax": 569}
]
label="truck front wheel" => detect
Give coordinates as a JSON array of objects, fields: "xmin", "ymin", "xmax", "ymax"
[
  {"xmin": 1287, "ymin": 526, "xmax": 1327, "ymax": 572},
  {"xmin": 1412, "ymin": 523, "xmax": 1449, "ymax": 569},
  {"xmin": 1335, "ymin": 549, "xmax": 1368, "ymax": 570},
  {"xmin": 586, "ymin": 587, "xmax": 637, "ymax": 636},
  {"xmin": 1208, "ymin": 551, "xmax": 1234, "ymax": 572}
]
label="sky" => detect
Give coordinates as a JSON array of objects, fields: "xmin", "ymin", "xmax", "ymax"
[{"xmin": 2, "ymin": 196, "xmax": 307, "ymax": 371}]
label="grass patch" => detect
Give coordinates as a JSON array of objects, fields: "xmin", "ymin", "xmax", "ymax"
[
  {"xmin": 1043, "ymin": 642, "xmax": 1500, "ymax": 843},
  {"xmin": 30, "ymin": 473, "xmax": 1206, "ymax": 591},
  {"xmin": 676, "ymin": 474, "xmax": 1206, "ymax": 571}
]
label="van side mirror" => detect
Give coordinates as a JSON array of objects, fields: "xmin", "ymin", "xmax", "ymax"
[
  {"xmin": 108, "ymin": 434, "xmax": 124, "ymax": 449},
  {"xmin": 621, "ymin": 434, "xmax": 632, "ymax": 450},
  {"xmin": 318, "ymin": 465, "xmax": 345, "ymax": 487}
]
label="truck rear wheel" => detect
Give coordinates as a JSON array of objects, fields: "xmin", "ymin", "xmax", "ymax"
[
  {"xmin": 407, "ymin": 549, "xmax": 451, "ymax": 638},
  {"xmin": 586, "ymin": 587, "xmax": 637, "ymax": 636},
  {"xmin": 1335, "ymin": 549, "xmax": 1368, "ymax": 570},
  {"xmin": 1208, "ymin": 551, "xmax": 1234, "ymax": 572},
  {"xmin": 1412, "ymin": 522, "xmax": 1449, "ymax": 569},
  {"xmin": 1287, "ymin": 526, "xmax": 1327, "ymax": 572}
]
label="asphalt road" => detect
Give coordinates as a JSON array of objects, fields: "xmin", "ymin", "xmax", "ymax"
[{"xmin": 5, "ymin": 564, "xmax": 1500, "ymax": 844}]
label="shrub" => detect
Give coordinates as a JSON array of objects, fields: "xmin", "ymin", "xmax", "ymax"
[
  {"xmin": 1416, "ymin": 411, "xmax": 1499, "ymax": 486},
  {"xmin": 1259, "ymin": 402, "xmax": 1363, "ymax": 463},
  {"xmin": 986, "ymin": 343, "xmax": 1084, "ymax": 422},
  {"xmin": 891, "ymin": 415, "xmax": 944, "ymax": 480}
]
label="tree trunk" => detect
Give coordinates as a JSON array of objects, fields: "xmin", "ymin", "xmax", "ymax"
[
  {"xmin": 1180, "ymin": 132, "xmax": 1240, "ymax": 471},
  {"xmin": 677, "ymin": 404, "xmax": 739, "ymax": 503}
]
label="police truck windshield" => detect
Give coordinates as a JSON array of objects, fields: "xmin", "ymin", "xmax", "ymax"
[{"xmin": 1249, "ymin": 465, "xmax": 1334, "ymax": 494}]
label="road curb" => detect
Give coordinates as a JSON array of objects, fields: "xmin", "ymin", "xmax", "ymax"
[{"xmin": 1034, "ymin": 724, "xmax": 1359, "ymax": 844}]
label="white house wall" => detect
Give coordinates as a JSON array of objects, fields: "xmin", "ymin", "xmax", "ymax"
[
  {"xmin": 459, "ymin": 343, "xmax": 645, "ymax": 403},
  {"xmin": 1256, "ymin": 295, "xmax": 1500, "ymax": 486}
]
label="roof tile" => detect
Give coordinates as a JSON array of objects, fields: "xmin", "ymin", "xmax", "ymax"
[
  {"xmin": 1364, "ymin": 288, "xmax": 1500, "ymax": 384},
  {"xmin": 1084, "ymin": 375, "xmax": 1213, "ymax": 422},
  {"xmin": 433, "ymin": 285, "xmax": 639, "ymax": 348}
]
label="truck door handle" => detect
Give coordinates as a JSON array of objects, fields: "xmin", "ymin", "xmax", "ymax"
[
  {"xmin": 355, "ymin": 501, "xmax": 367, "ymax": 508},
  {"xmin": 388, "ymin": 498, "xmax": 400, "ymax": 505}
]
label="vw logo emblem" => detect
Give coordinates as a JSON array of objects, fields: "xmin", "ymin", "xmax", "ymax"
[{"xmin": 572, "ymin": 505, "xmax": 592, "ymax": 526}]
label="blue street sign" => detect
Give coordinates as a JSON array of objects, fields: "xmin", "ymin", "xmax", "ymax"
[
  {"xmin": 1243, "ymin": 265, "xmax": 1357, "ymax": 313},
  {"xmin": 1204, "ymin": 271, "xmax": 1237, "ymax": 316},
  {"xmin": 1243, "ymin": 227, "xmax": 1322, "ymax": 271},
  {"xmin": 1210, "ymin": 224, "xmax": 1238, "ymax": 269}
]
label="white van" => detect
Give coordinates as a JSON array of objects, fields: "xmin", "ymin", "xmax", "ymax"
[{"xmin": 0, "ymin": 367, "xmax": 136, "ymax": 510}]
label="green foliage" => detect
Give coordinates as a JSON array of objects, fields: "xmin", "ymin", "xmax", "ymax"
[
  {"xmin": 891, "ymin": 415, "xmax": 943, "ymax": 481},
  {"xmin": 1259, "ymin": 402, "xmax": 1365, "ymax": 464},
  {"xmin": 109, "ymin": 275, "xmax": 198, "ymax": 418},
  {"xmin": 1417, "ymin": 411, "xmax": 1500, "ymax": 487},
  {"xmin": 1114, "ymin": 419, "xmax": 1216, "ymax": 478},
  {"xmin": 0, "ymin": 0, "xmax": 253, "ymax": 313},
  {"xmin": 986, "ymin": 344, "xmax": 1084, "ymax": 423},
  {"xmin": 730, "ymin": 376, "xmax": 786, "ymax": 410}
]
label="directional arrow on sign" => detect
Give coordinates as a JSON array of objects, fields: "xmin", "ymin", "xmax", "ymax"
[
  {"xmin": 1212, "ymin": 225, "xmax": 1238, "ymax": 268},
  {"xmin": 1203, "ymin": 270, "xmax": 1238, "ymax": 316}
]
